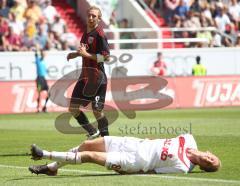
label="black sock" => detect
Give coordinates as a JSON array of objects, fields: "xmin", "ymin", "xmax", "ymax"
[
  {"xmin": 37, "ymin": 96, "xmax": 40, "ymax": 111},
  {"xmin": 42, "ymin": 96, "xmax": 48, "ymax": 111},
  {"xmin": 44, "ymin": 96, "xmax": 49, "ymax": 107},
  {"xmin": 75, "ymin": 112, "xmax": 97, "ymax": 135},
  {"xmin": 97, "ymin": 116, "xmax": 109, "ymax": 136}
]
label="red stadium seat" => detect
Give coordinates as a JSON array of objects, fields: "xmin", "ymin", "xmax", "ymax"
[
  {"xmin": 52, "ymin": 0, "xmax": 84, "ymax": 39},
  {"xmin": 145, "ymin": 10, "xmax": 183, "ymax": 48}
]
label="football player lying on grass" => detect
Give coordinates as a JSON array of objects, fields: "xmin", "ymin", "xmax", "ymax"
[{"xmin": 28, "ymin": 134, "xmax": 221, "ymax": 176}]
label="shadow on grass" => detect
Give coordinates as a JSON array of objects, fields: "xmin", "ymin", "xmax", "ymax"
[
  {"xmin": 0, "ymin": 153, "xmax": 30, "ymax": 157},
  {"xmin": 6, "ymin": 173, "xmax": 119, "ymax": 182},
  {"xmin": 189, "ymin": 170, "xmax": 204, "ymax": 174},
  {"xmin": 6, "ymin": 170, "xmax": 205, "ymax": 182},
  {"xmin": 78, "ymin": 173, "xmax": 119, "ymax": 177}
]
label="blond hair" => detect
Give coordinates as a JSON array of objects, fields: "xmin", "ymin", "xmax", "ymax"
[{"xmin": 87, "ymin": 5, "xmax": 102, "ymax": 19}]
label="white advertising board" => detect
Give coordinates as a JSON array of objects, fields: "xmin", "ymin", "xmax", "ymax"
[{"xmin": 0, "ymin": 48, "xmax": 240, "ymax": 81}]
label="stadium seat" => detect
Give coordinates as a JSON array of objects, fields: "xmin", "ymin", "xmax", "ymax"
[
  {"xmin": 145, "ymin": 10, "xmax": 183, "ymax": 49},
  {"xmin": 52, "ymin": 0, "xmax": 84, "ymax": 38}
]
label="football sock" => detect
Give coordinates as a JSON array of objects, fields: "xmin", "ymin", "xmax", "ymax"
[
  {"xmin": 37, "ymin": 96, "xmax": 40, "ymax": 111},
  {"xmin": 43, "ymin": 151, "xmax": 82, "ymax": 164},
  {"xmin": 47, "ymin": 146, "xmax": 80, "ymax": 171},
  {"xmin": 47, "ymin": 161, "xmax": 65, "ymax": 171},
  {"xmin": 44, "ymin": 96, "xmax": 49, "ymax": 107},
  {"xmin": 97, "ymin": 116, "xmax": 109, "ymax": 136},
  {"xmin": 68, "ymin": 146, "xmax": 80, "ymax": 153},
  {"xmin": 75, "ymin": 112, "xmax": 97, "ymax": 135}
]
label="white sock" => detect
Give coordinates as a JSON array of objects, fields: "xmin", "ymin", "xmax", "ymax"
[
  {"xmin": 43, "ymin": 151, "xmax": 82, "ymax": 164},
  {"xmin": 42, "ymin": 150, "xmax": 51, "ymax": 157},
  {"xmin": 47, "ymin": 145, "xmax": 80, "ymax": 171},
  {"xmin": 47, "ymin": 161, "xmax": 66, "ymax": 171},
  {"xmin": 69, "ymin": 146, "xmax": 80, "ymax": 153}
]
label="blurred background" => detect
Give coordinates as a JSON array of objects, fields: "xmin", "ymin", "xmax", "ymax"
[{"xmin": 1, "ymin": 0, "xmax": 240, "ymax": 114}]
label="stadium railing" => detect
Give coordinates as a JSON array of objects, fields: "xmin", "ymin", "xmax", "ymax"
[{"xmin": 104, "ymin": 27, "xmax": 234, "ymax": 49}]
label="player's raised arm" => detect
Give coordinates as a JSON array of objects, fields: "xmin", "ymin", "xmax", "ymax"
[{"xmin": 66, "ymin": 52, "xmax": 80, "ymax": 61}]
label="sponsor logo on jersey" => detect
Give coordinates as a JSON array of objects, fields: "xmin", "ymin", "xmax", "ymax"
[{"xmin": 88, "ymin": 37, "xmax": 94, "ymax": 44}]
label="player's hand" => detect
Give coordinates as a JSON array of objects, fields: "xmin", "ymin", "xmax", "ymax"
[
  {"xmin": 77, "ymin": 43, "xmax": 88, "ymax": 57},
  {"xmin": 67, "ymin": 52, "xmax": 78, "ymax": 61}
]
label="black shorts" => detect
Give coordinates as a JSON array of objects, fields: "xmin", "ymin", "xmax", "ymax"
[
  {"xmin": 70, "ymin": 80, "xmax": 107, "ymax": 111},
  {"xmin": 36, "ymin": 76, "xmax": 49, "ymax": 92}
]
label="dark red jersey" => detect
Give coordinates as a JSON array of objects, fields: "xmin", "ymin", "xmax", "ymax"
[{"xmin": 80, "ymin": 25, "xmax": 109, "ymax": 85}]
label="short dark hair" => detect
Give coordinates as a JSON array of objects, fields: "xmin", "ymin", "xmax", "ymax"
[
  {"xmin": 157, "ymin": 52, "xmax": 162, "ymax": 57},
  {"xmin": 196, "ymin": 56, "xmax": 201, "ymax": 64}
]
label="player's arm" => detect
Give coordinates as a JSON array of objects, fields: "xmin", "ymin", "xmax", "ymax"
[
  {"xmin": 96, "ymin": 33, "xmax": 110, "ymax": 62},
  {"xmin": 77, "ymin": 45, "xmax": 97, "ymax": 61},
  {"xmin": 67, "ymin": 52, "xmax": 80, "ymax": 61},
  {"xmin": 34, "ymin": 44, "xmax": 42, "ymax": 60},
  {"xmin": 67, "ymin": 47, "xmax": 103, "ymax": 62},
  {"xmin": 81, "ymin": 52, "xmax": 109, "ymax": 62},
  {"xmin": 77, "ymin": 43, "xmax": 110, "ymax": 62},
  {"xmin": 34, "ymin": 49, "xmax": 40, "ymax": 64}
]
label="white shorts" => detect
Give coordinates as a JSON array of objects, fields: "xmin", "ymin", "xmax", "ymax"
[{"xmin": 104, "ymin": 136, "xmax": 144, "ymax": 173}]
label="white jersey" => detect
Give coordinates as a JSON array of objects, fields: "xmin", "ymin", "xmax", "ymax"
[{"xmin": 137, "ymin": 134, "xmax": 197, "ymax": 173}]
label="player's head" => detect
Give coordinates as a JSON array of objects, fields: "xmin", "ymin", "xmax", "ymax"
[
  {"xmin": 157, "ymin": 52, "xmax": 162, "ymax": 59},
  {"xmin": 198, "ymin": 151, "xmax": 221, "ymax": 172},
  {"xmin": 196, "ymin": 56, "xmax": 201, "ymax": 64},
  {"xmin": 87, "ymin": 6, "xmax": 102, "ymax": 29}
]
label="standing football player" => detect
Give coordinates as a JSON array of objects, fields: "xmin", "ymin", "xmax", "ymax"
[
  {"xmin": 66, "ymin": 6, "xmax": 110, "ymax": 139},
  {"xmin": 35, "ymin": 48, "xmax": 50, "ymax": 113}
]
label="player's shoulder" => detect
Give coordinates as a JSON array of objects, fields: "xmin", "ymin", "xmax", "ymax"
[
  {"xmin": 179, "ymin": 133, "xmax": 194, "ymax": 141},
  {"xmin": 96, "ymin": 26, "xmax": 105, "ymax": 37},
  {"xmin": 180, "ymin": 133, "xmax": 193, "ymax": 138},
  {"xmin": 180, "ymin": 133, "xmax": 197, "ymax": 149}
]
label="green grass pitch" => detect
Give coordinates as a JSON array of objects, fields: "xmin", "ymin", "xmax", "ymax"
[{"xmin": 0, "ymin": 107, "xmax": 240, "ymax": 186}]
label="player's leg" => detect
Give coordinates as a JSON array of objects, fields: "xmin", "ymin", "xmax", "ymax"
[
  {"xmin": 92, "ymin": 84, "xmax": 109, "ymax": 136},
  {"xmin": 42, "ymin": 92, "xmax": 49, "ymax": 112},
  {"xmin": 81, "ymin": 151, "xmax": 107, "ymax": 166},
  {"xmin": 37, "ymin": 91, "xmax": 40, "ymax": 112},
  {"xmin": 42, "ymin": 79, "xmax": 49, "ymax": 112},
  {"xmin": 29, "ymin": 150, "xmax": 107, "ymax": 176},
  {"xmin": 46, "ymin": 137, "xmax": 106, "ymax": 171},
  {"xmin": 36, "ymin": 77, "xmax": 41, "ymax": 112},
  {"xmin": 93, "ymin": 110, "xmax": 109, "ymax": 136},
  {"xmin": 79, "ymin": 137, "xmax": 106, "ymax": 152},
  {"xmin": 69, "ymin": 80, "xmax": 98, "ymax": 136},
  {"xmin": 30, "ymin": 144, "xmax": 107, "ymax": 166},
  {"xmin": 45, "ymin": 145, "xmax": 81, "ymax": 172},
  {"xmin": 29, "ymin": 137, "xmax": 121, "ymax": 175}
]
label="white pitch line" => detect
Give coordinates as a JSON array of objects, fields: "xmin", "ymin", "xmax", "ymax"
[
  {"xmin": 0, "ymin": 164, "xmax": 113, "ymax": 175},
  {"xmin": 137, "ymin": 174, "xmax": 240, "ymax": 184},
  {"xmin": 0, "ymin": 164, "xmax": 239, "ymax": 184}
]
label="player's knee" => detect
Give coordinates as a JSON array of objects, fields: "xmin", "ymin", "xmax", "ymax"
[
  {"xmin": 87, "ymin": 152, "xmax": 99, "ymax": 162},
  {"xmin": 81, "ymin": 151, "xmax": 97, "ymax": 163},
  {"xmin": 93, "ymin": 110, "xmax": 103, "ymax": 119},
  {"xmin": 80, "ymin": 140, "xmax": 94, "ymax": 151}
]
